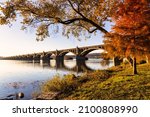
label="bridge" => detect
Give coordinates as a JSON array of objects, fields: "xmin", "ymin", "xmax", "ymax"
[
  {"xmin": 2, "ymin": 44, "xmax": 122, "ymax": 66},
  {"xmin": 4, "ymin": 45, "xmax": 104, "ymax": 60}
]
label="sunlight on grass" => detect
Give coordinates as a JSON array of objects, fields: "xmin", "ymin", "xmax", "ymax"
[{"xmin": 40, "ymin": 63, "xmax": 150, "ymax": 100}]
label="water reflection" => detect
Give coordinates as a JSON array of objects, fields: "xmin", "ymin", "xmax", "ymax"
[
  {"xmin": 26, "ymin": 60, "xmax": 92, "ymax": 73},
  {"xmin": 0, "ymin": 59, "xmax": 113, "ymax": 99},
  {"xmin": 30, "ymin": 59, "xmax": 112, "ymax": 73}
]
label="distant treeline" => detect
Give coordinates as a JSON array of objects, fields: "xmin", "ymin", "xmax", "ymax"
[
  {"xmin": 65, "ymin": 53, "xmax": 101, "ymax": 59},
  {"xmin": 86, "ymin": 53, "xmax": 101, "ymax": 58}
]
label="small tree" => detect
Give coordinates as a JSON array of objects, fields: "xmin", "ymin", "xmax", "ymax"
[{"xmin": 104, "ymin": 0, "xmax": 150, "ymax": 75}]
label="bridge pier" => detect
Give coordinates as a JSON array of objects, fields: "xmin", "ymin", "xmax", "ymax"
[
  {"xmin": 25, "ymin": 56, "xmax": 33, "ymax": 61},
  {"xmin": 41, "ymin": 55, "xmax": 51, "ymax": 62},
  {"xmin": 113, "ymin": 56, "xmax": 123, "ymax": 66},
  {"xmin": 76, "ymin": 56, "xmax": 88, "ymax": 61},
  {"xmin": 33, "ymin": 55, "xmax": 40, "ymax": 61},
  {"xmin": 55, "ymin": 56, "xmax": 65, "ymax": 69},
  {"xmin": 55, "ymin": 56, "xmax": 64, "ymax": 61},
  {"xmin": 40, "ymin": 52, "xmax": 52, "ymax": 62},
  {"xmin": 76, "ymin": 59, "xmax": 86, "ymax": 72}
]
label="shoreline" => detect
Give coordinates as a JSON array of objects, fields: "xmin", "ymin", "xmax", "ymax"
[{"xmin": 35, "ymin": 63, "xmax": 150, "ymax": 100}]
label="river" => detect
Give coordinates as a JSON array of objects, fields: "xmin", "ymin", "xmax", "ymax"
[{"xmin": 0, "ymin": 59, "xmax": 113, "ymax": 99}]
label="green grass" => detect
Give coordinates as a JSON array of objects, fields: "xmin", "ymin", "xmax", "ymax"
[{"xmin": 40, "ymin": 63, "xmax": 150, "ymax": 100}]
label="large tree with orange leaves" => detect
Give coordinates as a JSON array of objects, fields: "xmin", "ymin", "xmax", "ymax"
[{"xmin": 104, "ymin": 0, "xmax": 150, "ymax": 75}]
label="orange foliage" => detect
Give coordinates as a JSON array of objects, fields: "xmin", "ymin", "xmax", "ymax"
[{"xmin": 104, "ymin": 0, "xmax": 150, "ymax": 58}]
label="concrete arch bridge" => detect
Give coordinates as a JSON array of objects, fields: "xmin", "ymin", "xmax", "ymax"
[{"xmin": 3, "ymin": 45, "xmax": 122, "ymax": 66}]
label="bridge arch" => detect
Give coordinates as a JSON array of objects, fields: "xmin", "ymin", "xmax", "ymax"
[
  {"xmin": 50, "ymin": 53, "xmax": 57, "ymax": 59},
  {"xmin": 41, "ymin": 53, "xmax": 52, "ymax": 61},
  {"xmin": 58, "ymin": 50, "xmax": 76, "ymax": 57},
  {"xmin": 80, "ymin": 48, "xmax": 104, "ymax": 57},
  {"xmin": 33, "ymin": 54, "xmax": 41, "ymax": 60}
]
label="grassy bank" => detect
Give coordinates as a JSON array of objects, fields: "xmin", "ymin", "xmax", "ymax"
[{"xmin": 38, "ymin": 63, "xmax": 150, "ymax": 100}]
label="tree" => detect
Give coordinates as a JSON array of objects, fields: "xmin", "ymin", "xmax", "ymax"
[
  {"xmin": 0, "ymin": 0, "xmax": 117, "ymax": 41},
  {"xmin": 104, "ymin": 0, "xmax": 150, "ymax": 75}
]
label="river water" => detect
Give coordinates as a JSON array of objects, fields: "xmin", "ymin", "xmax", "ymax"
[{"xmin": 0, "ymin": 59, "xmax": 113, "ymax": 99}]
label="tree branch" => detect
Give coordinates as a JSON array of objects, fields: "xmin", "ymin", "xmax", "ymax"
[
  {"xmin": 67, "ymin": 0, "xmax": 85, "ymax": 18},
  {"xmin": 76, "ymin": 23, "xmax": 98, "ymax": 33},
  {"xmin": 57, "ymin": 17, "xmax": 83, "ymax": 24},
  {"xmin": 67, "ymin": 0, "xmax": 108, "ymax": 34},
  {"xmin": 12, "ymin": 0, "xmax": 109, "ymax": 34},
  {"xmin": 88, "ymin": 28, "xmax": 98, "ymax": 33}
]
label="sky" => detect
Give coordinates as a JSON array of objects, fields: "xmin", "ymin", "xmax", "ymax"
[
  {"xmin": 0, "ymin": 23, "xmax": 110, "ymax": 57},
  {"xmin": 0, "ymin": 1, "xmax": 112, "ymax": 57}
]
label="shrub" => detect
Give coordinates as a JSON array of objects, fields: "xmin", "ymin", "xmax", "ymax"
[
  {"xmin": 79, "ymin": 70, "xmax": 110, "ymax": 83},
  {"xmin": 139, "ymin": 60, "xmax": 147, "ymax": 64},
  {"xmin": 42, "ymin": 74, "xmax": 78, "ymax": 94},
  {"xmin": 89, "ymin": 70, "xmax": 110, "ymax": 80}
]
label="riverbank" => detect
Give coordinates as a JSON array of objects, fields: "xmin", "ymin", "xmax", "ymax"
[{"xmin": 36, "ymin": 63, "xmax": 150, "ymax": 100}]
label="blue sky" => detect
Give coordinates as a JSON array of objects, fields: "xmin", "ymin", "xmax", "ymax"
[{"xmin": 0, "ymin": 1, "xmax": 112, "ymax": 57}]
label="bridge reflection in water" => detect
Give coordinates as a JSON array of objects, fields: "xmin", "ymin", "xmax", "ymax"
[
  {"xmin": 0, "ymin": 59, "xmax": 112, "ymax": 100},
  {"xmin": 29, "ymin": 59, "xmax": 112, "ymax": 73}
]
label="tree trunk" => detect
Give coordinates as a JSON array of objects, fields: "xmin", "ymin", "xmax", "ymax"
[
  {"xmin": 133, "ymin": 57, "xmax": 138, "ymax": 75},
  {"xmin": 146, "ymin": 55, "xmax": 149, "ymax": 63},
  {"xmin": 127, "ymin": 56, "xmax": 133, "ymax": 66}
]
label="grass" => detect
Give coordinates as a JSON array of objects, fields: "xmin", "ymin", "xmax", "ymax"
[
  {"xmin": 40, "ymin": 63, "xmax": 150, "ymax": 100},
  {"xmin": 42, "ymin": 74, "xmax": 78, "ymax": 94}
]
